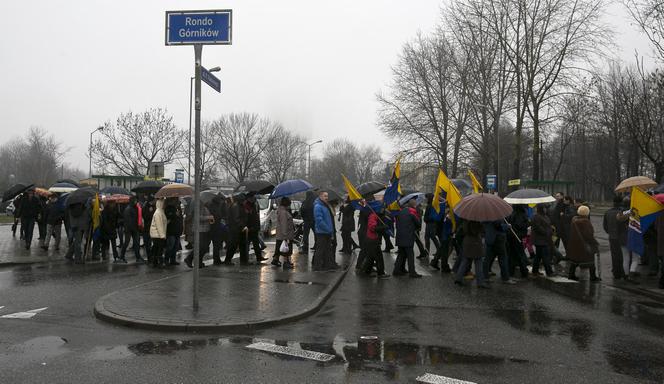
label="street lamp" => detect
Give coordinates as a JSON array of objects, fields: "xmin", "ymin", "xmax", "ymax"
[
  {"xmin": 89, "ymin": 126, "xmax": 104, "ymax": 178},
  {"xmin": 188, "ymin": 66, "xmax": 221, "ymax": 184},
  {"xmin": 305, "ymin": 139, "xmax": 322, "ymax": 180}
]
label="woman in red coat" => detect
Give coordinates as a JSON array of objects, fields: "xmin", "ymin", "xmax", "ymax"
[{"xmin": 567, "ymin": 205, "xmax": 600, "ymax": 281}]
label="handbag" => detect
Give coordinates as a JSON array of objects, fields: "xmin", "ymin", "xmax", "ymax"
[{"xmin": 279, "ymin": 241, "xmax": 289, "ymax": 254}]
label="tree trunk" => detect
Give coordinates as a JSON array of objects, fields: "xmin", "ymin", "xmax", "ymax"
[{"xmin": 532, "ymin": 107, "xmax": 541, "ymax": 181}]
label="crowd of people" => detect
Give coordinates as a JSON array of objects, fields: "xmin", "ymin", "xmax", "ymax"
[{"xmin": 7, "ymin": 186, "xmax": 664, "ymax": 289}]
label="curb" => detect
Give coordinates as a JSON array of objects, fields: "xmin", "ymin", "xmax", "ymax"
[
  {"xmin": 94, "ymin": 254, "xmax": 355, "ymax": 332},
  {"xmin": 607, "ymin": 283, "xmax": 664, "ymax": 303}
]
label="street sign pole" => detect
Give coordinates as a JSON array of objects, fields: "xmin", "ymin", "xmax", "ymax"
[{"xmin": 193, "ymin": 44, "xmax": 202, "ymax": 311}]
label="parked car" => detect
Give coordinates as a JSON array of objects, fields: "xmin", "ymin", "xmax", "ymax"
[{"xmin": 258, "ymin": 195, "xmax": 302, "ymax": 236}]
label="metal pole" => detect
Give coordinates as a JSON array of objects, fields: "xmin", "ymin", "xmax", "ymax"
[
  {"xmin": 193, "ymin": 44, "xmax": 202, "ymax": 311},
  {"xmin": 307, "ymin": 144, "xmax": 311, "ymax": 180},
  {"xmin": 89, "ymin": 131, "xmax": 93, "ymax": 178},
  {"xmin": 188, "ymin": 76, "xmax": 194, "ymax": 185}
]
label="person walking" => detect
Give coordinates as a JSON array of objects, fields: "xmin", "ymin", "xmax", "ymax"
[
  {"xmin": 483, "ymin": 220, "xmax": 516, "ymax": 284},
  {"xmin": 360, "ymin": 206, "xmax": 390, "ymax": 278},
  {"xmin": 603, "ymin": 195, "xmax": 629, "ymax": 280},
  {"xmin": 454, "ymin": 220, "xmax": 488, "ymax": 288},
  {"xmin": 141, "ymin": 198, "xmax": 155, "ymax": 263},
  {"xmin": 41, "ymin": 194, "xmax": 64, "ymax": 251},
  {"xmin": 271, "ymin": 197, "xmax": 295, "ymax": 269},
  {"xmin": 559, "ymin": 196, "xmax": 576, "ymax": 254},
  {"xmin": 149, "ymin": 199, "xmax": 167, "ymax": 267},
  {"xmin": 312, "ymin": 191, "xmax": 339, "ymax": 271},
  {"xmin": 224, "ymin": 194, "xmax": 249, "ymax": 265},
  {"xmin": 207, "ymin": 194, "xmax": 227, "ymax": 265},
  {"xmin": 185, "ymin": 200, "xmax": 212, "ymax": 268},
  {"xmin": 339, "ymin": 198, "xmax": 358, "ymax": 254},
  {"xmin": 531, "ymin": 205, "xmax": 556, "ymax": 277},
  {"xmin": 392, "ymin": 197, "xmax": 422, "ymax": 278},
  {"xmin": 164, "ymin": 198, "xmax": 183, "ymax": 266},
  {"xmin": 567, "ymin": 205, "xmax": 601, "ymax": 281},
  {"xmin": 100, "ymin": 200, "xmax": 120, "ymax": 262},
  {"xmin": 355, "ymin": 200, "xmax": 370, "ymax": 270},
  {"xmin": 20, "ymin": 189, "xmax": 42, "ymax": 250},
  {"xmin": 300, "ymin": 191, "xmax": 316, "ymax": 254},
  {"xmin": 245, "ymin": 194, "xmax": 268, "ymax": 264},
  {"xmin": 423, "ymin": 194, "xmax": 441, "ymax": 257},
  {"xmin": 119, "ymin": 197, "xmax": 145, "ymax": 264},
  {"xmin": 65, "ymin": 199, "xmax": 90, "ymax": 264},
  {"xmin": 506, "ymin": 205, "xmax": 530, "ymax": 279},
  {"xmin": 430, "ymin": 209, "xmax": 453, "ymax": 272},
  {"xmin": 36, "ymin": 195, "xmax": 48, "ymax": 246}
]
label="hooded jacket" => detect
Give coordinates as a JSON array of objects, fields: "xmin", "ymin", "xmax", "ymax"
[
  {"xmin": 149, "ymin": 200, "xmax": 167, "ymax": 239},
  {"xmin": 314, "ymin": 198, "xmax": 335, "ymax": 235}
]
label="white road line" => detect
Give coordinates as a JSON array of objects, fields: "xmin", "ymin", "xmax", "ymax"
[
  {"xmin": 416, "ymin": 373, "xmax": 477, "ymax": 384},
  {"xmin": 246, "ymin": 342, "xmax": 335, "ymax": 362},
  {"xmin": 545, "ymin": 276, "xmax": 579, "ymax": 283},
  {"xmin": 0, "ymin": 307, "xmax": 48, "ymax": 319}
]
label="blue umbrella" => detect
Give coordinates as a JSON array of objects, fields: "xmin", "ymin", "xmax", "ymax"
[
  {"xmin": 270, "ymin": 179, "xmax": 314, "ymax": 199},
  {"xmin": 399, "ymin": 192, "xmax": 425, "ymax": 206}
]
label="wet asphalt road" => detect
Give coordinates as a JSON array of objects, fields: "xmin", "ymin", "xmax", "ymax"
[{"xmin": 1, "ymin": 220, "xmax": 664, "ymax": 383}]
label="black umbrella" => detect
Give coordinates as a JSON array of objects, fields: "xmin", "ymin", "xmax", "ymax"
[
  {"xmin": 57, "ymin": 179, "xmax": 81, "ymax": 188},
  {"xmin": 2, "ymin": 183, "xmax": 34, "ymax": 202},
  {"xmin": 200, "ymin": 190, "xmax": 225, "ymax": 204},
  {"xmin": 358, "ymin": 181, "xmax": 386, "ymax": 197},
  {"xmin": 100, "ymin": 186, "xmax": 131, "ymax": 196},
  {"xmin": 66, "ymin": 187, "xmax": 96, "ymax": 206},
  {"xmin": 234, "ymin": 180, "xmax": 275, "ymax": 194},
  {"xmin": 131, "ymin": 180, "xmax": 164, "ymax": 194}
]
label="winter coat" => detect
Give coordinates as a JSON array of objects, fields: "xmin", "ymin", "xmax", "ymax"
[
  {"xmin": 314, "ymin": 198, "xmax": 335, "ymax": 235},
  {"xmin": 559, "ymin": 204, "xmax": 576, "ymax": 241},
  {"xmin": 245, "ymin": 200, "xmax": 261, "ymax": 232},
  {"xmin": 142, "ymin": 201, "xmax": 155, "ymax": 234},
  {"xmin": 484, "ymin": 221, "xmax": 508, "ymax": 246},
  {"xmin": 508, "ymin": 208, "xmax": 529, "ymax": 239},
  {"xmin": 367, "ymin": 212, "xmax": 388, "ymax": 241},
  {"xmin": 357, "ymin": 208, "xmax": 370, "ymax": 241},
  {"xmin": 567, "ymin": 216, "xmax": 599, "ymax": 265},
  {"xmin": 149, "ymin": 200, "xmax": 167, "ymax": 239},
  {"xmin": 603, "ymin": 206, "xmax": 628, "ymax": 243},
  {"xmin": 100, "ymin": 204, "xmax": 118, "ymax": 238},
  {"xmin": 228, "ymin": 202, "xmax": 247, "ymax": 234},
  {"xmin": 20, "ymin": 195, "xmax": 41, "ymax": 220},
  {"xmin": 531, "ymin": 213, "xmax": 553, "ymax": 246},
  {"xmin": 207, "ymin": 197, "xmax": 227, "ymax": 235},
  {"xmin": 395, "ymin": 207, "xmax": 421, "ymax": 248},
  {"xmin": 340, "ymin": 203, "xmax": 356, "ymax": 232},
  {"xmin": 462, "ymin": 221, "xmax": 484, "ymax": 259},
  {"xmin": 165, "ymin": 204, "xmax": 183, "ymax": 237},
  {"xmin": 68, "ymin": 202, "xmax": 90, "ymax": 230},
  {"xmin": 300, "ymin": 191, "xmax": 316, "ymax": 224},
  {"xmin": 123, "ymin": 203, "xmax": 140, "ymax": 232},
  {"xmin": 45, "ymin": 201, "xmax": 64, "ymax": 225},
  {"xmin": 276, "ymin": 205, "xmax": 295, "ymax": 241}
]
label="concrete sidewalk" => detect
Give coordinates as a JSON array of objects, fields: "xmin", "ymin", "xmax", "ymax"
[
  {"xmin": 0, "ymin": 224, "xmax": 67, "ymax": 266},
  {"xmin": 94, "ymin": 250, "xmax": 354, "ymax": 332}
]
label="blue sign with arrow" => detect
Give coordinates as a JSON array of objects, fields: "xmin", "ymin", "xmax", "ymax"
[
  {"xmin": 201, "ymin": 66, "xmax": 221, "ymax": 93},
  {"xmin": 165, "ymin": 10, "xmax": 232, "ymax": 45}
]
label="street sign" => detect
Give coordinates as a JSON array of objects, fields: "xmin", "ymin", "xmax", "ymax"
[
  {"xmin": 508, "ymin": 179, "xmax": 521, "ymax": 187},
  {"xmin": 165, "ymin": 10, "xmax": 232, "ymax": 45},
  {"xmin": 148, "ymin": 161, "xmax": 165, "ymax": 179},
  {"xmin": 174, "ymin": 169, "xmax": 185, "ymax": 184},
  {"xmin": 201, "ymin": 66, "xmax": 221, "ymax": 92},
  {"xmin": 486, "ymin": 174, "xmax": 497, "ymax": 190}
]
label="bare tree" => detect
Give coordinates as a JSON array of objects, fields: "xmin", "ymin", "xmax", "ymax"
[
  {"xmin": 92, "ymin": 108, "xmax": 185, "ymax": 176},
  {"xmin": 624, "ymin": 0, "xmax": 664, "ymax": 60},
  {"xmin": 177, "ymin": 121, "xmax": 221, "ymax": 185},
  {"xmin": 260, "ymin": 125, "xmax": 306, "ymax": 184}
]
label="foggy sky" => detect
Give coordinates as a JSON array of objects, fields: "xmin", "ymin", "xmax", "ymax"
[{"xmin": 0, "ymin": 0, "xmax": 656, "ymax": 176}]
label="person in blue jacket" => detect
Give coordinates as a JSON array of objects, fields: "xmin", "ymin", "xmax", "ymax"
[{"xmin": 312, "ymin": 191, "xmax": 339, "ymax": 271}]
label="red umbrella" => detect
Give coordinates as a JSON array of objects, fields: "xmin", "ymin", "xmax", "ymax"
[{"xmin": 454, "ymin": 193, "xmax": 513, "ymax": 222}]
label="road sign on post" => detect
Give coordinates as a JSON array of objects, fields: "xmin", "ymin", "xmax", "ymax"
[
  {"xmin": 486, "ymin": 174, "xmax": 497, "ymax": 190},
  {"xmin": 201, "ymin": 66, "xmax": 221, "ymax": 92},
  {"xmin": 166, "ymin": 9, "xmax": 232, "ymax": 312}
]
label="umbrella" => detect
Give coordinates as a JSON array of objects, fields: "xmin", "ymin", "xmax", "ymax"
[
  {"xmin": 34, "ymin": 187, "xmax": 53, "ymax": 198},
  {"xmin": 454, "ymin": 193, "xmax": 513, "ymax": 222},
  {"xmin": 66, "ymin": 187, "xmax": 96, "ymax": 206},
  {"xmin": 56, "ymin": 179, "xmax": 81, "ymax": 188},
  {"xmin": 100, "ymin": 186, "xmax": 131, "ymax": 196},
  {"xmin": 2, "ymin": 183, "xmax": 34, "ymax": 202},
  {"xmin": 615, "ymin": 176, "xmax": 658, "ymax": 193},
  {"xmin": 132, "ymin": 180, "xmax": 164, "ymax": 194},
  {"xmin": 450, "ymin": 179, "xmax": 473, "ymax": 197},
  {"xmin": 234, "ymin": 180, "xmax": 275, "ymax": 195},
  {"xmin": 200, "ymin": 190, "xmax": 224, "ymax": 204},
  {"xmin": 399, "ymin": 192, "xmax": 426, "ymax": 206},
  {"xmin": 654, "ymin": 194, "xmax": 664, "ymax": 205},
  {"xmin": 102, "ymin": 194, "xmax": 131, "ymax": 204},
  {"xmin": 155, "ymin": 183, "xmax": 193, "ymax": 198},
  {"xmin": 270, "ymin": 179, "xmax": 314, "ymax": 199},
  {"xmin": 358, "ymin": 181, "xmax": 386, "ymax": 197},
  {"xmin": 504, "ymin": 188, "xmax": 556, "ymax": 205},
  {"xmin": 49, "ymin": 182, "xmax": 79, "ymax": 193},
  {"xmin": 654, "ymin": 183, "xmax": 664, "ymax": 194},
  {"xmin": 321, "ymin": 188, "xmax": 342, "ymax": 203}
]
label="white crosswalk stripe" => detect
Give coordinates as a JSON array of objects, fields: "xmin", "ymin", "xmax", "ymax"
[
  {"xmin": 416, "ymin": 372, "xmax": 477, "ymax": 384},
  {"xmin": 0, "ymin": 307, "xmax": 48, "ymax": 319},
  {"xmin": 246, "ymin": 341, "xmax": 335, "ymax": 362}
]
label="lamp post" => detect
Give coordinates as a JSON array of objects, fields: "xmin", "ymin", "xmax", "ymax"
[
  {"xmin": 188, "ymin": 66, "xmax": 221, "ymax": 184},
  {"xmin": 89, "ymin": 126, "xmax": 104, "ymax": 178},
  {"xmin": 305, "ymin": 140, "xmax": 322, "ymax": 180}
]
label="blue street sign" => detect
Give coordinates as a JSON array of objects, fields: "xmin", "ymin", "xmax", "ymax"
[
  {"xmin": 175, "ymin": 169, "xmax": 185, "ymax": 184},
  {"xmin": 201, "ymin": 66, "xmax": 221, "ymax": 93},
  {"xmin": 486, "ymin": 174, "xmax": 497, "ymax": 190},
  {"xmin": 165, "ymin": 10, "xmax": 232, "ymax": 45}
]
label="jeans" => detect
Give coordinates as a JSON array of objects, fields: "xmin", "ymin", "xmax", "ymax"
[
  {"xmin": 120, "ymin": 230, "xmax": 141, "ymax": 261},
  {"xmin": 150, "ymin": 238, "xmax": 166, "ymax": 265},
  {"xmin": 66, "ymin": 227, "xmax": 85, "ymax": 262},
  {"xmin": 608, "ymin": 238, "xmax": 626, "ymax": 278},
  {"xmin": 142, "ymin": 232, "xmax": 152, "ymax": 260},
  {"xmin": 22, "ymin": 217, "xmax": 36, "ymax": 248},
  {"xmin": 44, "ymin": 223, "xmax": 62, "ymax": 249},
  {"xmin": 165, "ymin": 235, "xmax": 180, "ymax": 264},
  {"xmin": 424, "ymin": 226, "xmax": 440, "ymax": 253},
  {"xmin": 225, "ymin": 231, "xmax": 248, "ymax": 264},
  {"xmin": 246, "ymin": 230, "xmax": 262, "ymax": 261},
  {"xmin": 484, "ymin": 234, "xmax": 510, "ymax": 281},
  {"xmin": 455, "ymin": 256, "xmax": 485, "ymax": 286},
  {"xmin": 533, "ymin": 244, "xmax": 554, "ymax": 275}
]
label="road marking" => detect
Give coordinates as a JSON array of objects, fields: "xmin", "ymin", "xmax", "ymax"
[
  {"xmin": 416, "ymin": 373, "xmax": 477, "ymax": 384},
  {"xmin": 246, "ymin": 341, "xmax": 335, "ymax": 362},
  {"xmin": 1, "ymin": 307, "xmax": 48, "ymax": 319},
  {"xmin": 545, "ymin": 276, "xmax": 578, "ymax": 283}
]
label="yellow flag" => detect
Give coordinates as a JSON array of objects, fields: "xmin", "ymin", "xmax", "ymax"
[
  {"xmin": 432, "ymin": 169, "xmax": 446, "ymax": 214},
  {"xmin": 92, "ymin": 193, "xmax": 101, "ymax": 230},
  {"xmin": 468, "ymin": 170, "xmax": 483, "ymax": 194},
  {"xmin": 342, "ymin": 174, "xmax": 362, "ymax": 201}
]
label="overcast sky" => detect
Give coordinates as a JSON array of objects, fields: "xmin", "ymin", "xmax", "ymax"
[{"xmin": 0, "ymin": 0, "xmax": 657, "ymax": 176}]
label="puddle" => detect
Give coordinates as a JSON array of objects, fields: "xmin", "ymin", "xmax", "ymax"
[
  {"xmin": 9, "ymin": 336, "xmax": 69, "ymax": 361},
  {"xmin": 88, "ymin": 345, "xmax": 134, "ymax": 361},
  {"xmin": 610, "ymin": 296, "xmax": 664, "ymax": 331}
]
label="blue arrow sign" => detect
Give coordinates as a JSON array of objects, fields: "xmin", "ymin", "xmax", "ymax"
[
  {"xmin": 165, "ymin": 10, "xmax": 232, "ymax": 45},
  {"xmin": 201, "ymin": 67, "xmax": 221, "ymax": 93}
]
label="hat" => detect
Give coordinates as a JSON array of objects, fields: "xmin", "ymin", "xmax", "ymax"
[{"xmin": 577, "ymin": 205, "xmax": 590, "ymax": 216}]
